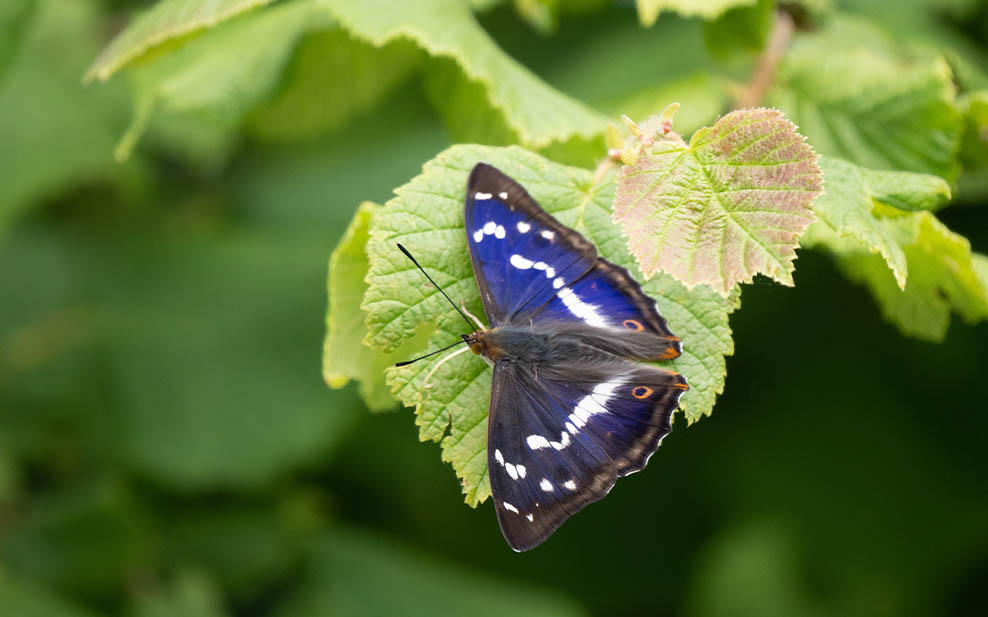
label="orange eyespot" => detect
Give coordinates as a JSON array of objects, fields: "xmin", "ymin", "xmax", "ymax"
[
  {"xmin": 623, "ymin": 319, "xmax": 644, "ymax": 332},
  {"xmin": 632, "ymin": 386, "xmax": 653, "ymax": 399}
]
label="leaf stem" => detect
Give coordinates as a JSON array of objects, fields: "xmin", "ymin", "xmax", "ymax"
[{"xmin": 734, "ymin": 10, "xmax": 794, "ymax": 109}]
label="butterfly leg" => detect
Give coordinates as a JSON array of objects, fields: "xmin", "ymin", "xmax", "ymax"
[
  {"xmin": 460, "ymin": 301, "xmax": 487, "ymax": 331},
  {"xmin": 422, "ymin": 345, "xmax": 471, "ymax": 389}
]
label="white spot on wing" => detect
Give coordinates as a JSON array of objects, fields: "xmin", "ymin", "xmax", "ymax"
[
  {"xmin": 517, "ymin": 221, "xmax": 531, "ymax": 233},
  {"xmin": 568, "ymin": 378, "xmax": 623, "ymax": 428},
  {"xmin": 506, "ymin": 462, "xmax": 518, "ymax": 480},
  {"xmin": 517, "ymin": 464, "xmax": 526, "ymax": 479},
  {"xmin": 566, "ymin": 422, "xmax": 578, "ymax": 435},
  {"xmin": 503, "ymin": 501, "xmax": 519, "ymax": 514},
  {"xmin": 563, "ymin": 480, "xmax": 577, "ymax": 490},
  {"xmin": 499, "ymin": 192, "xmax": 508, "ymax": 199},
  {"xmin": 494, "ymin": 449, "xmax": 504, "ymax": 465},
  {"xmin": 533, "ymin": 261, "xmax": 547, "ymax": 270},
  {"xmin": 541, "ymin": 230, "xmax": 555, "ymax": 240},
  {"xmin": 557, "ymin": 286, "xmax": 606, "ymax": 327},
  {"xmin": 510, "ymin": 254, "xmax": 534, "ymax": 269},
  {"xmin": 494, "ymin": 224, "xmax": 505, "ymax": 239},
  {"xmin": 475, "ymin": 192, "xmax": 492, "ymax": 200},
  {"xmin": 553, "ymin": 277, "xmax": 565, "ymax": 289},
  {"xmin": 540, "ymin": 478, "xmax": 553, "ymax": 492},
  {"xmin": 545, "ymin": 267, "xmax": 555, "ymax": 278},
  {"xmin": 527, "ymin": 435, "xmax": 551, "ymax": 450},
  {"xmin": 483, "ymin": 221, "xmax": 496, "ymax": 234},
  {"xmin": 549, "ymin": 431, "xmax": 570, "ymax": 450},
  {"xmin": 526, "ymin": 513, "xmax": 534, "ymax": 522},
  {"xmin": 473, "ymin": 229, "xmax": 484, "ymax": 243}
]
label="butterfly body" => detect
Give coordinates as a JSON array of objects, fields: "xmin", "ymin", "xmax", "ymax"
[
  {"xmin": 460, "ymin": 163, "xmax": 688, "ymax": 552},
  {"xmin": 465, "ymin": 322, "xmax": 676, "ymax": 368}
]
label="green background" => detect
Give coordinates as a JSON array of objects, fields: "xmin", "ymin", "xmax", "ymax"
[{"xmin": 2, "ymin": 1, "xmax": 987, "ymax": 615}]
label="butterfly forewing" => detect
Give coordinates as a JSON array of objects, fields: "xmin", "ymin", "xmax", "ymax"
[{"xmin": 465, "ymin": 164, "xmax": 597, "ymax": 326}]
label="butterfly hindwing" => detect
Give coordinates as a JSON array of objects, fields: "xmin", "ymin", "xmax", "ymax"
[
  {"xmin": 488, "ymin": 362, "xmax": 617, "ymax": 552},
  {"xmin": 532, "ymin": 258, "xmax": 682, "ymax": 361},
  {"xmin": 488, "ymin": 353, "xmax": 687, "ymax": 551}
]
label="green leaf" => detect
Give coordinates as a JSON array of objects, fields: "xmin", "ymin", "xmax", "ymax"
[
  {"xmin": 702, "ymin": 0, "xmax": 775, "ymax": 60},
  {"xmin": 320, "ymin": 0, "xmax": 608, "ymax": 149},
  {"xmin": 102, "ymin": 227, "xmax": 363, "ymax": 489},
  {"xmin": 602, "ymin": 71, "xmax": 729, "ymax": 138},
  {"xmin": 0, "ymin": 573, "xmax": 98, "ymax": 617},
  {"xmin": 803, "ymin": 156, "xmax": 987, "ymax": 340},
  {"xmin": 160, "ymin": 499, "xmax": 318, "ymax": 602},
  {"xmin": 613, "ymin": 108, "xmax": 823, "ymax": 297},
  {"xmin": 116, "ymin": 0, "xmax": 330, "ymax": 162},
  {"xmin": 957, "ymin": 90, "xmax": 988, "ymax": 201},
  {"xmin": 807, "ymin": 156, "xmax": 951, "ymax": 289},
  {"xmin": 84, "ymin": 0, "xmax": 275, "ymax": 82},
  {"xmin": 767, "ymin": 27, "xmax": 963, "ymax": 182},
  {"xmin": 246, "ymin": 29, "xmax": 422, "ymax": 143},
  {"xmin": 274, "ymin": 530, "xmax": 587, "ymax": 617},
  {"xmin": 323, "ymin": 203, "xmax": 433, "ymax": 412},
  {"xmin": 686, "ymin": 521, "xmax": 816, "ymax": 617},
  {"xmin": 0, "ymin": 477, "xmax": 153, "ymax": 596},
  {"xmin": 129, "ymin": 570, "xmax": 229, "ymax": 617},
  {"xmin": 0, "ymin": 0, "xmax": 134, "ymax": 234},
  {"xmin": 636, "ymin": 0, "xmax": 756, "ymax": 26},
  {"xmin": 834, "ymin": 213, "xmax": 988, "ymax": 341},
  {"xmin": 362, "ymin": 144, "xmax": 737, "ymax": 505}
]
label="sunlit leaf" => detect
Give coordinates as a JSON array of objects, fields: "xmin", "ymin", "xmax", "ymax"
[
  {"xmin": 613, "ymin": 108, "xmax": 822, "ymax": 297},
  {"xmin": 319, "ymin": 0, "xmax": 608, "ymax": 149},
  {"xmin": 636, "ymin": 0, "xmax": 756, "ymax": 26},
  {"xmin": 323, "ymin": 203, "xmax": 432, "ymax": 412},
  {"xmin": 807, "ymin": 156, "xmax": 951, "ymax": 289},
  {"xmin": 0, "ymin": 0, "xmax": 132, "ymax": 234},
  {"xmin": 701, "ymin": 0, "xmax": 774, "ymax": 60},
  {"xmin": 957, "ymin": 90, "xmax": 988, "ymax": 201},
  {"xmin": 362, "ymin": 144, "xmax": 737, "ymax": 505},
  {"xmin": 602, "ymin": 72, "xmax": 728, "ymax": 138},
  {"xmin": 116, "ymin": 0, "xmax": 330, "ymax": 162},
  {"xmin": 85, "ymin": 0, "xmax": 275, "ymax": 82},
  {"xmin": 246, "ymin": 29, "xmax": 422, "ymax": 143},
  {"xmin": 838, "ymin": 214, "xmax": 988, "ymax": 342},
  {"xmin": 767, "ymin": 28, "xmax": 963, "ymax": 182}
]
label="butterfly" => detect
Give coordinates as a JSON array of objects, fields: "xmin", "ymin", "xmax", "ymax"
[{"xmin": 458, "ymin": 163, "xmax": 688, "ymax": 551}]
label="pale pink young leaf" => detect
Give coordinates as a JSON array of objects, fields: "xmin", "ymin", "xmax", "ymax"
[{"xmin": 613, "ymin": 108, "xmax": 823, "ymax": 296}]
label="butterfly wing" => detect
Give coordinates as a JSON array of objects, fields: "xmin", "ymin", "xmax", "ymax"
[
  {"xmin": 465, "ymin": 163, "xmax": 597, "ymax": 326},
  {"xmin": 488, "ymin": 356, "xmax": 687, "ymax": 551},
  {"xmin": 466, "ymin": 163, "xmax": 679, "ymax": 360}
]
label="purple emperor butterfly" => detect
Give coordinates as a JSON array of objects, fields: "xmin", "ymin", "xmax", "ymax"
[{"xmin": 401, "ymin": 163, "xmax": 687, "ymax": 551}]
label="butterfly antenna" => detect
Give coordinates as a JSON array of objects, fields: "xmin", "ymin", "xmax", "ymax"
[
  {"xmin": 396, "ymin": 243, "xmax": 478, "ymax": 334},
  {"xmin": 394, "ymin": 339, "xmax": 467, "ymax": 367}
]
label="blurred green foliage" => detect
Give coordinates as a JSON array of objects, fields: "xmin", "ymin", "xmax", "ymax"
[{"xmin": 1, "ymin": 1, "xmax": 987, "ymax": 616}]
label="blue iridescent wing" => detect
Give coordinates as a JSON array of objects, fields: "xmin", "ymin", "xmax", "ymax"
[
  {"xmin": 466, "ymin": 164, "xmax": 680, "ymax": 360},
  {"xmin": 488, "ymin": 359, "xmax": 687, "ymax": 552},
  {"xmin": 465, "ymin": 164, "xmax": 597, "ymax": 327}
]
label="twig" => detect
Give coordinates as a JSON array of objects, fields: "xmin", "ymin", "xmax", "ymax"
[{"xmin": 734, "ymin": 10, "xmax": 794, "ymax": 109}]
